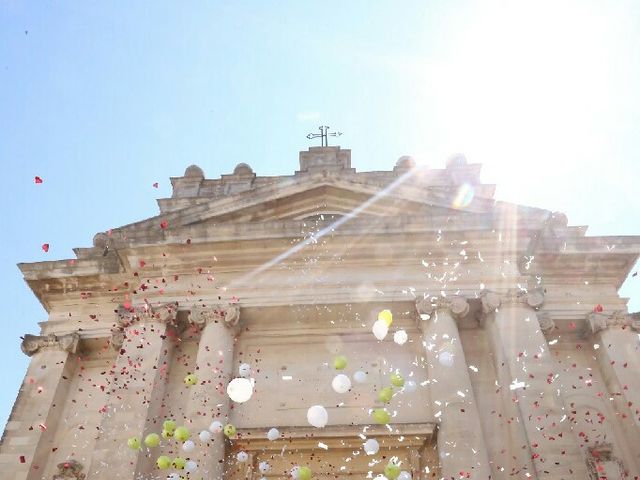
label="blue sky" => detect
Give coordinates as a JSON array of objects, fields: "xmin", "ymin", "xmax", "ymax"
[{"xmin": 1, "ymin": 1, "xmax": 639, "ymax": 431}]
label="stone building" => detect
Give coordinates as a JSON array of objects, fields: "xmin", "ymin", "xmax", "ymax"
[{"xmin": 1, "ymin": 146, "xmax": 639, "ymax": 480}]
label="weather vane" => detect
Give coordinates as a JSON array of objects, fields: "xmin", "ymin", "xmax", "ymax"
[{"xmin": 306, "ymin": 126, "xmax": 342, "ymax": 147}]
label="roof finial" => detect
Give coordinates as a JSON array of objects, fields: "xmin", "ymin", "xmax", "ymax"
[{"xmin": 306, "ymin": 126, "xmax": 342, "ymax": 147}]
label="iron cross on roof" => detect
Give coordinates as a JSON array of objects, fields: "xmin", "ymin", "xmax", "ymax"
[{"xmin": 306, "ymin": 126, "xmax": 342, "ymax": 147}]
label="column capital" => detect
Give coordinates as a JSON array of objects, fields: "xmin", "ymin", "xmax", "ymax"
[
  {"xmin": 188, "ymin": 304, "xmax": 241, "ymax": 330},
  {"xmin": 115, "ymin": 302, "xmax": 178, "ymax": 327},
  {"xmin": 584, "ymin": 311, "xmax": 639, "ymax": 336},
  {"xmin": 21, "ymin": 332, "xmax": 79, "ymax": 357},
  {"xmin": 481, "ymin": 289, "xmax": 544, "ymax": 313},
  {"xmin": 416, "ymin": 296, "xmax": 469, "ymax": 319}
]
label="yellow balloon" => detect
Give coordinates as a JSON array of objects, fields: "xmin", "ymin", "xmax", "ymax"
[{"xmin": 378, "ymin": 309, "xmax": 393, "ymax": 327}]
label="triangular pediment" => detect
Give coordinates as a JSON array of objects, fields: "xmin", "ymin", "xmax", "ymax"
[{"xmin": 165, "ymin": 176, "xmax": 493, "ymax": 228}]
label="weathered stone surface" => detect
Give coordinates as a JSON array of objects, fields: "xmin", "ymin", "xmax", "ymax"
[{"xmin": 3, "ymin": 147, "xmax": 640, "ymax": 479}]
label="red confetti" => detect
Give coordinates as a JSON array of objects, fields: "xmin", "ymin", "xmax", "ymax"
[
  {"xmin": 41, "ymin": 243, "xmax": 49, "ymax": 252},
  {"xmin": 19, "ymin": 456, "xmax": 25, "ymax": 464},
  {"xmin": 138, "ymin": 260, "xmax": 146, "ymax": 268},
  {"xmin": 593, "ymin": 304, "xmax": 604, "ymax": 312},
  {"xmin": 160, "ymin": 220, "xmax": 168, "ymax": 229},
  {"xmin": 34, "ymin": 176, "xmax": 43, "ymax": 184}
]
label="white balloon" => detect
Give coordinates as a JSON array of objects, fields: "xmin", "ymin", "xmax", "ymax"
[
  {"xmin": 259, "ymin": 461, "xmax": 271, "ymax": 473},
  {"xmin": 364, "ymin": 438, "xmax": 380, "ymax": 455},
  {"xmin": 267, "ymin": 427, "xmax": 280, "ymax": 441},
  {"xmin": 182, "ymin": 440, "xmax": 195, "ymax": 453},
  {"xmin": 331, "ymin": 374, "xmax": 352, "ymax": 393},
  {"xmin": 290, "ymin": 466, "xmax": 301, "ymax": 479},
  {"xmin": 185, "ymin": 460, "xmax": 198, "ymax": 473},
  {"xmin": 353, "ymin": 370, "xmax": 367, "ymax": 383},
  {"xmin": 198, "ymin": 430, "xmax": 212, "ymax": 442},
  {"xmin": 438, "ymin": 351, "xmax": 454, "ymax": 367},
  {"xmin": 307, "ymin": 405, "xmax": 328, "ymax": 428},
  {"xmin": 227, "ymin": 377, "xmax": 254, "ymax": 403},
  {"xmin": 403, "ymin": 380, "xmax": 417, "ymax": 393},
  {"xmin": 238, "ymin": 363, "xmax": 251, "ymax": 378},
  {"xmin": 398, "ymin": 471, "xmax": 412, "ymax": 480},
  {"xmin": 237, "ymin": 451, "xmax": 249, "ymax": 462},
  {"xmin": 209, "ymin": 420, "xmax": 223, "ymax": 433},
  {"xmin": 393, "ymin": 329, "xmax": 408, "ymax": 345},
  {"xmin": 372, "ymin": 320, "xmax": 388, "ymax": 340}
]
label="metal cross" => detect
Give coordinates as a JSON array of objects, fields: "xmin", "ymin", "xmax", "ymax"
[{"xmin": 306, "ymin": 126, "xmax": 342, "ymax": 147}]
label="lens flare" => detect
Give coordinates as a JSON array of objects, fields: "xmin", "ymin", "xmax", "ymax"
[{"xmin": 452, "ymin": 183, "xmax": 474, "ymax": 209}]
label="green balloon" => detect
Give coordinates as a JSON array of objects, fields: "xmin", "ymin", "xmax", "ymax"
[
  {"xmin": 384, "ymin": 463, "xmax": 401, "ymax": 480},
  {"xmin": 144, "ymin": 433, "xmax": 160, "ymax": 447},
  {"xmin": 390, "ymin": 373, "xmax": 404, "ymax": 388},
  {"xmin": 163, "ymin": 420, "xmax": 176, "ymax": 432},
  {"xmin": 127, "ymin": 437, "xmax": 140, "ymax": 450},
  {"xmin": 372, "ymin": 408, "xmax": 391, "ymax": 425},
  {"xmin": 223, "ymin": 424, "xmax": 237, "ymax": 438},
  {"xmin": 184, "ymin": 373, "xmax": 198, "ymax": 386},
  {"xmin": 174, "ymin": 426, "xmax": 190, "ymax": 442},
  {"xmin": 173, "ymin": 457, "xmax": 186, "ymax": 470},
  {"xmin": 333, "ymin": 355, "xmax": 347, "ymax": 370},
  {"xmin": 378, "ymin": 386, "xmax": 393, "ymax": 403},
  {"xmin": 157, "ymin": 455, "xmax": 171, "ymax": 469},
  {"xmin": 299, "ymin": 465, "xmax": 312, "ymax": 480}
]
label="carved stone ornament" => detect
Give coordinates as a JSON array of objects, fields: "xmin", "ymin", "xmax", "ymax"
[
  {"xmin": 21, "ymin": 332, "xmax": 79, "ymax": 357},
  {"xmin": 109, "ymin": 330, "xmax": 125, "ymax": 350},
  {"xmin": 481, "ymin": 289, "xmax": 544, "ymax": 313},
  {"xmin": 586, "ymin": 443, "xmax": 626, "ymax": 480},
  {"xmin": 585, "ymin": 311, "xmax": 639, "ymax": 336},
  {"xmin": 52, "ymin": 459, "xmax": 85, "ymax": 480},
  {"xmin": 415, "ymin": 296, "xmax": 469, "ymax": 319},
  {"xmin": 537, "ymin": 313, "xmax": 556, "ymax": 335},
  {"xmin": 116, "ymin": 302, "xmax": 178, "ymax": 327},
  {"xmin": 188, "ymin": 304, "xmax": 241, "ymax": 329}
]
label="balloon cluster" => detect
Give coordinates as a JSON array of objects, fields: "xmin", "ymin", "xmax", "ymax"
[{"xmin": 126, "ymin": 418, "xmax": 237, "ymax": 476}]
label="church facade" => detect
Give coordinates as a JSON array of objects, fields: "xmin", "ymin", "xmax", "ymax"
[{"xmin": 1, "ymin": 146, "xmax": 639, "ymax": 480}]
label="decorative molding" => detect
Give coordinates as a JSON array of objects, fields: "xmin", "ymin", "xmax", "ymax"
[
  {"xmin": 21, "ymin": 332, "xmax": 79, "ymax": 357},
  {"xmin": 416, "ymin": 296, "xmax": 469, "ymax": 319},
  {"xmin": 189, "ymin": 304, "xmax": 242, "ymax": 330},
  {"xmin": 584, "ymin": 311, "xmax": 639, "ymax": 337},
  {"xmin": 115, "ymin": 302, "xmax": 178, "ymax": 327},
  {"xmin": 52, "ymin": 460, "xmax": 85, "ymax": 480}
]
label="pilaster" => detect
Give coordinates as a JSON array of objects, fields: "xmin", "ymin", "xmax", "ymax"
[
  {"xmin": 0, "ymin": 333, "xmax": 79, "ymax": 480},
  {"xmin": 584, "ymin": 311, "xmax": 640, "ymax": 474},
  {"xmin": 416, "ymin": 296, "xmax": 491, "ymax": 480},
  {"xmin": 184, "ymin": 304, "xmax": 242, "ymax": 479},
  {"xmin": 88, "ymin": 303, "xmax": 177, "ymax": 479},
  {"xmin": 482, "ymin": 290, "xmax": 589, "ymax": 479}
]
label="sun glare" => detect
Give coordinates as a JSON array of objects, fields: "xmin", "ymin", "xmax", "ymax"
[{"xmin": 417, "ymin": 2, "xmax": 616, "ymax": 182}]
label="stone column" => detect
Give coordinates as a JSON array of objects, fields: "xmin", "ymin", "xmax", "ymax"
[
  {"xmin": 417, "ymin": 296, "xmax": 491, "ymax": 480},
  {"xmin": 185, "ymin": 304, "xmax": 240, "ymax": 480},
  {"xmin": 483, "ymin": 290, "xmax": 589, "ymax": 479},
  {"xmin": 0, "ymin": 333, "xmax": 79, "ymax": 480},
  {"xmin": 88, "ymin": 302, "xmax": 177, "ymax": 479},
  {"xmin": 586, "ymin": 312, "xmax": 640, "ymax": 473}
]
